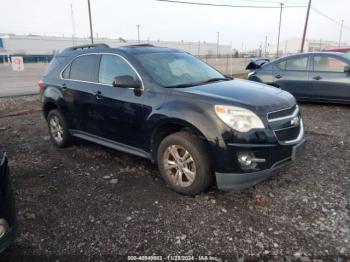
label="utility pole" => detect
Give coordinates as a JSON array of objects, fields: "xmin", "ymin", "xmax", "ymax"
[
  {"xmin": 264, "ymin": 36, "xmax": 268, "ymax": 56},
  {"xmin": 230, "ymin": 41, "xmax": 233, "ymax": 77},
  {"xmin": 137, "ymin": 24, "xmax": 141, "ymax": 43},
  {"xmin": 276, "ymin": 3, "xmax": 284, "ymax": 57},
  {"xmin": 339, "ymin": 20, "xmax": 344, "ymax": 47},
  {"xmin": 216, "ymin": 32, "xmax": 220, "ymax": 58},
  {"xmin": 87, "ymin": 0, "xmax": 94, "ymax": 44},
  {"xmin": 300, "ymin": 0, "xmax": 312, "ymax": 53},
  {"xmin": 198, "ymin": 41, "xmax": 201, "ymax": 56},
  {"xmin": 70, "ymin": 4, "xmax": 76, "ymax": 46}
]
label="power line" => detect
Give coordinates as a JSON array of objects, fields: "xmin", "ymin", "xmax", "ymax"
[
  {"xmin": 156, "ymin": 0, "xmax": 306, "ymax": 8},
  {"xmin": 227, "ymin": 0, "xmax": 307, "ymax": 4},
  {"xmin": 311, "ymin": 8, "xmax": 350, "ymax": 31}
]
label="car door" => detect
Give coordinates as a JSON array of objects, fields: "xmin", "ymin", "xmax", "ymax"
[
  {"xmin": 92, "ymin": 54, "xmax": 145, "ymax": 148},
  {"xmin": 273, "ymin": 55, "xmax": 310, "ymax": 98},
  {"xmin": 309, "ymin": 54, "xmax": 350, "ymax": 102},
  {"xmin": 60, "ymin": 54, "xmax": 101, "ymax": 133}
]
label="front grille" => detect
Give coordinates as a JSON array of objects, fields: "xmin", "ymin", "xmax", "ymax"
[
  {"xmin": 275, "ymin": 125, "xmax": 300, "ymax": 141},
  {"xmin": 268, "ymin": 105, "xmax": 297, "ymax": 120}
]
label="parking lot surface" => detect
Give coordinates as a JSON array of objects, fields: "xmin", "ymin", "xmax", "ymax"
[
  {"xmin": 0, "ymin": 64, "xmax": 46, "ymax": 97},
  {"xmin": 0, "ymin": 96, "xmax": 349, "ymax": 260}
]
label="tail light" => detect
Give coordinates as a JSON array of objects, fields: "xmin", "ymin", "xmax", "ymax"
[{"xmin": 38, "ymin": 80, "xmax": 44, "ymax": 93}]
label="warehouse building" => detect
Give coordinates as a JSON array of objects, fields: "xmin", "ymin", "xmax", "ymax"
[
  {"xmin": 0, "ymin": 34, "xmax": 232, "ymax": 63},
  {"xmin": 270, "ymin": 37, "xmax": 350, "ymax": 55}
]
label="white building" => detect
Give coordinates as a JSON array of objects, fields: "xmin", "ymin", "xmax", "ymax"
[
  {"xmin": 270, "ymin": 37, "xmax": 350, "ymax": 55},
  {"xmin": 0, "ymin": 34, "xmax": 231, "ymax": 56}
]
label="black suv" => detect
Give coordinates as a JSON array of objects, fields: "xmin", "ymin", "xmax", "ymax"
[{"xmin": 40, "ymin": 44, "xmax": 305, "ymax": 195}]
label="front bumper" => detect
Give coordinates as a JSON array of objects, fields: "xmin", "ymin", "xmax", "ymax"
[
  {"xmin": 216, "ymin": 138, "xmax": 305, "ymax": 190},
  {"xmin": 0, "ymin": 227, "xmax": 16, "ymax": 253}
]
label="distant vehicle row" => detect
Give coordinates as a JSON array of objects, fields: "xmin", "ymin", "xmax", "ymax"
[{"xmin": 247, "ymin": 52, "xmax": 350, "ymax": 104}]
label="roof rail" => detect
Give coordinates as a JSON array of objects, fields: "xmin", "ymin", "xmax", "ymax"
[
  {"xmin": 63, "ymin": 43, "xmax": 110, "ymax": 52},
  {"xmin": 124, "ymin": 44, "xmax": 155, "ymax": 48}
]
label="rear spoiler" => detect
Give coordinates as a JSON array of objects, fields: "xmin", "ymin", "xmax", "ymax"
[{"xmin": 246, "ymin": 58, "xmax": 270, "ymax": 70}]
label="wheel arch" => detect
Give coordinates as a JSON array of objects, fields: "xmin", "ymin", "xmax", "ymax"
[
  {"xmin": 43, "ymin": 100, "xmax": 59, "ymax": 119},
  {"xmin": 149, "ymin": 118, "xmax": 212, "ymax": 165}
]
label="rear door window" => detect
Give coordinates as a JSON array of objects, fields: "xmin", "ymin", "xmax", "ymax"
[
  {"xmin": 313, "ymin": 56, "xmax": 348, "ymax": 72},
  {"xmin": 69, "ymin": 55, "xmax": 100, "ymax": 82}
]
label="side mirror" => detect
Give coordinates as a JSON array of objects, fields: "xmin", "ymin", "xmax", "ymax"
[
  {"xmin": 344, "ymin": 66, "xmax": 350, "ymax": 73},
  {"xmin": 112, "ymin": 75, "xmax": 141, "ymax": 89}
]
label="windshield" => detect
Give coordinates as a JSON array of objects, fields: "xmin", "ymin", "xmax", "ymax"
[{"xmin": 135, "ymin": 52, "xmax": 225, "ymax": 87}]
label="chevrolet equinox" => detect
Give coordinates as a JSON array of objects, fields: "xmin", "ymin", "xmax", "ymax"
[{"xmin": 40, "ymin": 44, "xmax": 305, "ymax": 195}]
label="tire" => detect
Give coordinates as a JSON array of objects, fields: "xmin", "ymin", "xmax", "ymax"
[
  {"xmin": 47, "ymin": 109, "xmax": 71, "ymax": 148},
  {"xmin": 157, "ymin": 131, "xmax": 213, "ymax": 195}
]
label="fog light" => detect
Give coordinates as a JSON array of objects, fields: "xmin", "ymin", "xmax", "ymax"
[
  {"xmin": 237, "ymin": 152, "xmax": 255, "ymax": 168},
  {"xmin": 237, "ymin": 152, "xmax": 265, "ymax": 170},
  {"xmin": 0, "ymin": 219, "xmax": 9, "ymax": 238}
]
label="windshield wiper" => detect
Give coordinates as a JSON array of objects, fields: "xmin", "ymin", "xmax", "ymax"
[
  {"xmin": 164, "ymin": 77, "xmax": 231, "ymax": 88},
  {"xmin": 201, "ymin": 77, "xmax": 231, "ymax": 84},
  {"xmin": 164, "ymin": 82, "xmax": 201, "ymax": 88}
]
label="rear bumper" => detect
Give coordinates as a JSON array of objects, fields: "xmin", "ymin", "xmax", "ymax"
[{"xmin": 216, "ymin": 139, "xmax": 305, "ymax": 190}]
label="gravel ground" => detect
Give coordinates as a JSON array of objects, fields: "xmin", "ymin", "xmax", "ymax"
[{"xmin": 0, "ymin": 96, "xmax": 349, "ymax": 261}]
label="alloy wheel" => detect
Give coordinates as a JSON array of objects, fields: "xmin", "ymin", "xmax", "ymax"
[
  {"xmin": 163, "ymin": 145, "xmax": 196, "ymax": 187},
  {"xmin": 49, "ymin": 115, "xmax": 64, "ymax": 143}
]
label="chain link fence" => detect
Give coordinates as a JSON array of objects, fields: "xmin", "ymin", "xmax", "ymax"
[{"xmin": 196, "ymin": 55, "xmax": 250, "ymax": 76}]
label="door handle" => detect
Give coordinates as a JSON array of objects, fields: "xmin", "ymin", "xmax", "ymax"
[
  {"xmin": 275, "ymin": 75, "xmax": 282, "ymax": 79},
  {"xmin": 93, "ymin": 91, "xmax": 103, "ymax": 100},
  {"xmin": 313, "ymin": 76, "xmax": 322, "ymax": 80}
]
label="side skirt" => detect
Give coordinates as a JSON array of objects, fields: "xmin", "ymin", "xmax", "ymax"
[{"xmin": 69, "ymin": 129, "xmax": 151, "ymax": 159}]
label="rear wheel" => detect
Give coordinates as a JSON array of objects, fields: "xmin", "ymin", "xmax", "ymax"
[
  {"xmin": 47, "ymin": 109, "xmax": 71, "ymax": 148},
  {"xmin": 157, "ymin": 132, "xmax": 213, "ymax": 195}
]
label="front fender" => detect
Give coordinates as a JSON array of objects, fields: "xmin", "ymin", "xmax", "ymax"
[
  {"xmin": 143, "ymin": 100, "xmax": 229, "ymax": 170},
  {"xmin": 145, "ymin": 100, "xmax": 226, "ymax": 142}
]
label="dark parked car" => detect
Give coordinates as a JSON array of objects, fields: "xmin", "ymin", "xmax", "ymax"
[
  {"xmin": 40, "ymin": 44, "xmax": 305, "ymax": 195},
  {"xmin": 247, "ymin": 52, "xmax": 350, "ymax": 104},
  {"xmin": 0, "ymin": 152, "xmax": 16, "ymax": 252}
]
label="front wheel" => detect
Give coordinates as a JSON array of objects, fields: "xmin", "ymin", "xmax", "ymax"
[{"xmin": 157, "ymin": 132, "xmax": 213, "ymax": 195}]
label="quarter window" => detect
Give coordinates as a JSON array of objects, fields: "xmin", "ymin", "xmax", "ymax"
[
  {"xmin": 62, "ymin": 64, "xmax": 70, "ymax": 79},
  {"xmin": 313, "ymin": 56, "xmax": 348, "ymax": 73},
  {"xmin": 69, "ymin": 55, "xmax": 99, "ymax": 82},
  {"xmin": 99, "ymin": 55, "xmax": 139, "ymax": 85},
  {"xmin": 285, "ymin": 57, "xmax": 308, "ymax": 71}
]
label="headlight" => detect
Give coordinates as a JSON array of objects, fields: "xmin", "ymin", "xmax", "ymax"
[
  {"xmin": 215, "ymin": 105, "xmax": 264, "ymax": 132},
  {"xmin": 248, "ymin": 71, "xmax": 256, "ymax": 78}
]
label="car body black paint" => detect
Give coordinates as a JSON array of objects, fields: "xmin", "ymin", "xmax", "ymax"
[
  {"xmin": 41, "ymin": 45, "xmax": 305, "ymax": 190},
  {"xmin": 0, "ymin": 153, "xmax": 17, "ymax": 252},
  {"xmin": 247, "ymin": 52, "xmax": 350, "ymax": 104}
]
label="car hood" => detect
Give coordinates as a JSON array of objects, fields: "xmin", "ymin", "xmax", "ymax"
[{"xmin": 179, "ymin": 79, "xmax": 295, "ymax": 115}]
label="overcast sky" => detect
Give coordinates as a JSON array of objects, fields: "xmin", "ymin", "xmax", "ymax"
[{"xmin": 1, "ymin": 0, "xmax": 349, "ymax": 50}]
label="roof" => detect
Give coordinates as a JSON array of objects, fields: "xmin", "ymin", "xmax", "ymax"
[
  {"xmin": 60, "ymin": 43, "xmax": 181, "ymax": 56},
  {"xmin": 273, "ymin": 51, "xmax": 350, "ymax": 62}
]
